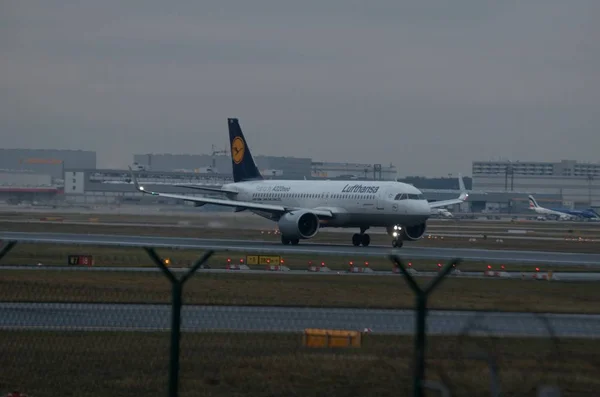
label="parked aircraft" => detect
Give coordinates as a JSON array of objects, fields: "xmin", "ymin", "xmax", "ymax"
[
  {"xmin": 431, "ymin": 208, "xmax": 454, "ymax": 218},
  {"xmin": 130, "ymin": 118, "xmax": 468, "ymax": 248},
  {"xmin": 528, "ymin": 195, "xmax": 599, "ymax": 220}
]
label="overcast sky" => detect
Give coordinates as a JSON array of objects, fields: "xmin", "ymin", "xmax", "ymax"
[{"xmin": 1, "ymin": 1, "xmax": 598, "ymax": 176}]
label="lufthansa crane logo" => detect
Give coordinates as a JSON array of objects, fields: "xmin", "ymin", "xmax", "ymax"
[{"xmin": 231, "ymin": 137, "xmax": 245, "ymax": 164}]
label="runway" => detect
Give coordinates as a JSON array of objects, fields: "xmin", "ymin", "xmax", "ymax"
[
  {"xmin": 4, "ymin": 218, "xmax": 600, "ymax": 238},
  {"xmin": 2, "ymin": 231, "xmax": 600, "ymax": 266},
  {"xmin": 1, "ymin": 302, "xmax": 599, "ymax": 338},
  {"xmin": 5, "ymin": 219, "xmax": 598, "ymax": 242},
  {"xmin": 3, "ymin": 264, "xmax": 600, "ymax": 281}
]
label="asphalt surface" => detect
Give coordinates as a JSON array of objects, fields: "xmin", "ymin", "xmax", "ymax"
[
  {"xmin": 1, "ymin": 302, "xmax": 599, "ymax": 337},
  {"xmin": 2, "ymin": 231, "xmax": 600, "ymax": 266},
  {"xmin": 2, "ymin": 264, "xmax": 600, "ymax": 281},
  {"xmin": 4, "ymin": 219, "xmax": 596, "ymax": 242},
  {"xmin": 4, "ymin": 217, "xmax": 600, "ymax": 235}
]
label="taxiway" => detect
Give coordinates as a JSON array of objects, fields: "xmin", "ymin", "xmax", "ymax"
[
  {"xmin": 1, "ymin": 302, "xmax": 599, "ymax": 338},
  {"xmin": 1, "ymin": 231, "xmax": 600, "ymax": 266}
]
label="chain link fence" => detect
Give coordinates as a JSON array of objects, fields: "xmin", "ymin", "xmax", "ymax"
[{"xmin": 1, "ymin": 250, "xmax": 599, "ymax": 397}]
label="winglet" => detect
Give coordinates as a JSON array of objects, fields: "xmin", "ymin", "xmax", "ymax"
[
  {"xmin": 458, "ymin": 173, "xmax": 468, "ymax": 201},
  {"xmin": 128, "ymin": 166, "xmax": 145, "ymax": 193}
]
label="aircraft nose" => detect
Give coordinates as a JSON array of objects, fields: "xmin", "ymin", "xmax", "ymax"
[{"xmin": 420, "ymin": 201, "xmax": 432, "ymax": 217}]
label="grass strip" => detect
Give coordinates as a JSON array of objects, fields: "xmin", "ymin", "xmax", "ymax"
[
  {"xmin": 2, "ymin": 270, "xmax": 598, "ymax": 313},
  {"xmin": 2, "ymin": 242, "xmax": 598, "ymax": 273},
  {"xmin": 1, "ymin": 330, "xmax": 598, "ymax": 397}
]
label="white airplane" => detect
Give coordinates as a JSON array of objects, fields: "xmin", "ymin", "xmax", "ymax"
[
  {"xmin": 431, "ymin": 208, "xmax": 454, "ymax": 218},
  {"xmin": 528, "ymin": 195, "xmax": 573, "ymax": 220},
  {"xmin": 129, "ymin": 118, "xmax": 468, "ymax": 248},
  {"xmin": 528, "ymin": 195, "xmax": 598, "ymax": 221}
]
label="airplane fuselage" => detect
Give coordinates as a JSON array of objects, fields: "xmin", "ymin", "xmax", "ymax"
[
  {"xmin": 549, "ymin": 208, "xmax": 599, "ymax": 219},
  {"xmin": 530, "ymin": 206, "xmax": 597, "ymax": 220},
  {"xmin": 222, "ymin": 179, "xmax": 431, "ymax": 228}
]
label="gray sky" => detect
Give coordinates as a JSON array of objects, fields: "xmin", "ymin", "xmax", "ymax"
[{"xmin": 1, "ymin": 1, "xmax": 598, "ymax": 177}]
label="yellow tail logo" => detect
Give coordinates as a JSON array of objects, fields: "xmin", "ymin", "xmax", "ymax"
[{"xmin": 231, "ymin": 137, "xmax": 245, "ymax": 164}]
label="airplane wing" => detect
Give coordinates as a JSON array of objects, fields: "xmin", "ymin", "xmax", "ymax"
[
  {"xmin": 175, "ymin": 185, "xmax": 239, "ymax": 195},
  {"xmin": 129, "ymin": 168, "xmax": 333, "ymax": 218},
  {"xmin": 429, "ymin": 173, "xmax": 469, "ymax": 209}
]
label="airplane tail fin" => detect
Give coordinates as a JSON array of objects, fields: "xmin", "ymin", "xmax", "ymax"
[
  {"xmin": 528, "ymin": 195, "xmax": 540, "ymax": 208},
  {"xmin": 227, "ymin": 118, "xmax": 263, "ymax": 183}
]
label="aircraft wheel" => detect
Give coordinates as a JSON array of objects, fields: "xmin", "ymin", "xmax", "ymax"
[
  {"xmin": 352, "ymin": 233, "xmax": 361, "ymax": 246},
  {"xmin": 291, "ymin": 239, "xmax": 300, "ymax": 245},
  {"xmin": 281, "ymin": 236, "xmax": 290, "ymax": 245},
  {"xmin": 392, "ymin": 238, "xmax": 403, "ymax": 248},
  {"xmin": 361, "ymin": 234, "xmax": 371, "ymax": 247}
]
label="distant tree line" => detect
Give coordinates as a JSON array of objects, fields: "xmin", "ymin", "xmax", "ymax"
[{"xmin": 397, "ymin": 176, "xmax": 473, "ymax": 190}]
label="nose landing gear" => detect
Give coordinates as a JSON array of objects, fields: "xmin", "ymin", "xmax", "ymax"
[
  {"xmin": 390, "ymin": 225, "xmax": 403, "ymax": 248},
  {"xmin": 281, "ymin": 236, "xmax": 300, "ymax": 245}
]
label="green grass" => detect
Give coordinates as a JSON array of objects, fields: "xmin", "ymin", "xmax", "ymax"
[
  {"xmin": 1, "ymin": 242, "xmax": 597, "ymax": 273},
  {"xmin": 3, "ymin": 220, "xmax": 600, "ymax": 253},
  {"xmin": 1, "ymin": 330, "xmax": 598, "ymax": 397},
  {"xmin": 2, "ymin": 270, "xmax": 599, "ymax": 313}
]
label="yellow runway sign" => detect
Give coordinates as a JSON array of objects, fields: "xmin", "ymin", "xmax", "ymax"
[{"xmin": 245, "ymin": 255, "xmax": 281, "ymax": 265}]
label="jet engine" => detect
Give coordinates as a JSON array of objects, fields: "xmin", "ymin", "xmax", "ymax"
[
  {"xmin": 401, "ymin": 223, "xmax": 427, "ymax": 241},
  {"xmin": 278, "ymin": 210, "xmax": 320, "ymax": 240}
]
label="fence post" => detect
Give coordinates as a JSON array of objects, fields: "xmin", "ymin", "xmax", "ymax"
[
  {"xmin": 389, "ymin": 255, "xmax": 461, "ymax": 397},
  {"xmin": 0, "ymin": 241, "xmax": 17, "ymax": 262},
  {"xmin": 144, "ymin": 247, "xmax": 214, "ymax": 397}
]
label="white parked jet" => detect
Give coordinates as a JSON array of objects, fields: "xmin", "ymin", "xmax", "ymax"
[
  {"xmin": 528, "ymin": 195, "xmax": 574, "ymax": 220},
  {"xmin": 528, "ymin": 195, "xmax": 600, "ymax": 220},
  {"xmin": 431, "ymin": 208, "xmax": 454, "ymax": 218},
  {"xmin": 130, "ymin": 118, "xmax": 468, "ymax": 248}
]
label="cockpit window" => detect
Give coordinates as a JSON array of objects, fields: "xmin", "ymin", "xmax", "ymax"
[
  {"xmin": 395, "ymin": 193, "xmax": 425, "ymax": 200},
  {"xmin": 407, "ymin": 194, "xmax": 425, "ymax": 200}
]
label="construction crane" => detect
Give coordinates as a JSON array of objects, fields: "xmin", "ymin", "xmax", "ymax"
[{"xmin": 211, "ymin": 144, "xmax": 228, "ymax": 172}]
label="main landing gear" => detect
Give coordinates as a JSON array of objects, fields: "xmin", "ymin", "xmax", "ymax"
[
  {"xmin": 281, "ymin": 236, "xmax": 299, "ymax": 245},
  {"xmin": 352, "ymin": 227, "xmax": 371, "ymax": 247}
]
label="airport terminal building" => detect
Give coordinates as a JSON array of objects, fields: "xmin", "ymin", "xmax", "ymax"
[
  {"xmin": 473, "ymin": 159, "xmax": 600, "ymax": 209},
  {"xmin": 0, "ymin": 149, "xmax": 96, "ymax": 205},
  {"xmin": 132, "ymin": 153, "xmax": 398, "ymax": 181}
]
